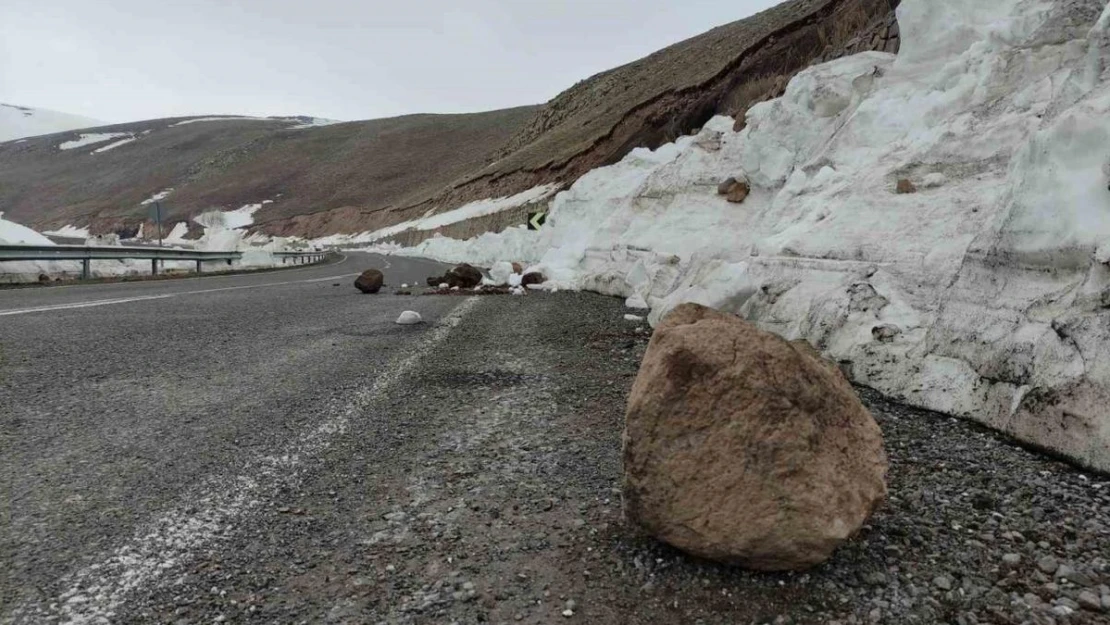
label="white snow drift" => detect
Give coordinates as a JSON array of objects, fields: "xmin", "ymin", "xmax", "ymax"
[
  {"xmin": 373, "ymin": 0, "xmax": 1110, "ymax": 471},
  {"xmin": 315, "ymin": 184, "xmax": 560, "ymax": 247}
]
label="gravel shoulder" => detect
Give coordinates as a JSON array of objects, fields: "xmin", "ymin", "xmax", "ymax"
[{"xmin": 68, "ymin": 291, "xmax": 1110, "ymax": 625}]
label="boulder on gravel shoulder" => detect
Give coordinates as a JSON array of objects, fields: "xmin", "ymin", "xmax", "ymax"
[
  {"xmin": 622, "ymin": 303, "xmax": 888, "ymax": 571},
  {"xmin": 355, "ymin": 269, "xmax": 385, "ymax": 294}
]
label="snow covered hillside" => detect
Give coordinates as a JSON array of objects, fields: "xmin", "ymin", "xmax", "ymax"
[
  {"xmin": 0, "ymin": 103, "xmax": 106, "ymax": 143},
  {"xmin": 374, "ymin": 0, "xmax": 1110, "ymax": 471}
]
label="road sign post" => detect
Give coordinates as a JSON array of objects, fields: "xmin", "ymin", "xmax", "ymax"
[{"xmin": 147, "ymin": 201, "xmax": 165, "ymax": 274}]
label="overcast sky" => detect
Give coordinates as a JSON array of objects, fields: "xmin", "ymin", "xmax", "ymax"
[{"xmin": 0, "ymin": 0, "xmax": 781, "ymax": 124}]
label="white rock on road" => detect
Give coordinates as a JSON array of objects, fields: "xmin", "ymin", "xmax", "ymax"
[{"xmin": 396, "ymin": 311, "xmax": 423, "ymax": 325}]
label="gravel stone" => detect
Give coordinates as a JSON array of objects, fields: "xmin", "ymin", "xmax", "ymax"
[
  {"xmin": 1078, "ymin": 590, "xmax": 1103, "ymax": 611},
  {"xmin": 1038, "ymin": 555, "xmax": 1060, "ymax": 574}
]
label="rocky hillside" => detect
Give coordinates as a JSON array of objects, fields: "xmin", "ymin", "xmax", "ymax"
[
  {"xmin": 0, "ymin": 110, "xmax": 539, "ymax": 239},
  {"xmin": 0, "ymin": 0, "xmax": 897, "ymax": 240}
]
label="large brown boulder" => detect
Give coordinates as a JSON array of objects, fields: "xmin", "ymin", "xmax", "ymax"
[
  {"xmin": 354, "ymin": 269, "xmax": 384, "ymax": 294},
  {"xmin": 622, "ymin": 303, "xmax": 887, "ymax": 571}
]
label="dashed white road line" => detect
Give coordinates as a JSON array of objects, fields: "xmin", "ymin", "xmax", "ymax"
[
  {"xmin": 10, "ymin": 296, "xmax": 481, "ymax": 625},
  {"xmin": 0, "ymin": 273, "xmax": 361, "ymax": 317}
]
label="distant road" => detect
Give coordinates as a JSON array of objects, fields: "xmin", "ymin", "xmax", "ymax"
[{"xmin": 0, "ymin": 252, "xmax": 447, "ymax": 317}]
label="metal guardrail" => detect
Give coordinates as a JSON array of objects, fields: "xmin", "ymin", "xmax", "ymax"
[{"xmin": 0, "ymin": 244, "xmax": 327, "ymax": 279}]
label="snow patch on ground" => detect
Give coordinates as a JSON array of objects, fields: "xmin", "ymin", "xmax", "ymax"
[
  {"xmin": 140, "ymin": 189, "xmax": 174, "ymax": 205},
  {"xmin": 58, "ymin": 132, "xmax": 130, "ymax": 150},
  {"xmin": 286, "ymin": 117, "xmax": 344, "ymax": 130},
  {"xmin": 317, "ymin": 184, "xmax": 560, "ymax": 247},
  {"xmin": 169, "ymin": 116, "xmax": 266, "ymax": 127},
  {"xmin": 193, "ymin": 201, "xmax": 271, "ymax": 230},
  {"xmin": 369, "ymin": 0, "xmax": 1110, "ymax": 471},
  {"xmin": 91, "ymin": 136, "xmax": 137, "ymax": 153}
]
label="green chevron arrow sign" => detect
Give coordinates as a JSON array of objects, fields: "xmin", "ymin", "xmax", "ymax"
[{"xmin": 528, "ymin": 211, "xmax": 547, "ymax": 231}]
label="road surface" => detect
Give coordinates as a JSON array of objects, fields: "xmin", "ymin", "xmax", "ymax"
[{"xmin": 2, "ymin": 252, "xmax": 1108, "ymax": 625}]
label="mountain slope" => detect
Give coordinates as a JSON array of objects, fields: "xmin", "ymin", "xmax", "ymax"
[
  {"xmin": 0, "ymin": 103, "xmax": 107, "ymax": 142},
  {"xmin": 0, "ymin": 0, "xmax": 896, "ymax": 239},
  {"xmin": 0, "ymin": 109, "xmax": 539, "ymax": 237}
]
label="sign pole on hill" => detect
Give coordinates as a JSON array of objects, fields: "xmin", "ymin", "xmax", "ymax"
[{"xmin": 156, "ymin": 201, "xmax": 164, "ymax": 248}]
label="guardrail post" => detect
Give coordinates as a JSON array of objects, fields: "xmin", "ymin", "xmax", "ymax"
[
  {"xmin": 196, "ymin": 260, "xmax": 202, "ymax": 274},
  {"xmin": 151, "ymin": 259, "xmax": 159, "ymax": 276},
  {"xmin": 81, "ymin": 259, "xmax": 90, "ymax": 280}
]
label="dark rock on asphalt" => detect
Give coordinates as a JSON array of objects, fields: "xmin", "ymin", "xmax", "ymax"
[{"xmin": 354, "ymin": 268, "xmax": 384, "ymax": 293}]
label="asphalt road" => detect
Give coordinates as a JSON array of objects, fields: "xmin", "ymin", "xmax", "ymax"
[{"xmin": 0, "ymin": 252, "xmax": 460, "ymax": 622}]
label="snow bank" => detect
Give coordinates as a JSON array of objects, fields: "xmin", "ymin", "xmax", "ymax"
[
  {"xmin": 378, "ymin": 0, "xmax": 1110, "ymax": 471},
  {"xmin": 319, "ymin": 184, "xmax": 560, "ymax": 247},
  {"xmin": 0, "ymin": 212, "xmax": 54, "ymax": 245}
]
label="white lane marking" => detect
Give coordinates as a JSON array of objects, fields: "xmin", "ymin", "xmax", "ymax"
[
  {"xmin": 12, "ymin": 297, "xmax": 481, "ymax": 625},
  {"xmin": 0, "ymin": 273, "xmax": 361, "ymax": 317}
]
